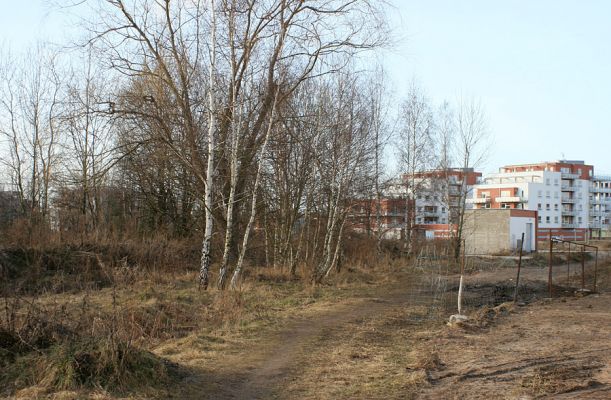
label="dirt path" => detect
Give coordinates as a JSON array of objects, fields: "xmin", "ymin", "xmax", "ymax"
[
  {"xmin": 166, "ymin": 262, "xmax": 611, "ymax": 400},
  {"xmin": 220, "ymin": 277, "xmax": 433, "ymax": 399}
]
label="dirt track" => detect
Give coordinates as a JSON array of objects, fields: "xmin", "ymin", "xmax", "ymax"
[{"xmin": 165, "ymin": 263, "xmax": 611, "ymax": 400}]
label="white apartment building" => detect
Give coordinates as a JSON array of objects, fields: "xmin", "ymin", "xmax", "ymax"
[
  {"xmin": 469, "ymin": 161, "xmax": 593, "ymax": 242},
  {"xmin": 590, "ymin": 175, "xmax": 611, "ymax": 238}
]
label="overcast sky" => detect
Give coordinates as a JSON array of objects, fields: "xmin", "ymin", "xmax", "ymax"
[{"xmin": 1, "ymin": 0, "xmax": 610, "ymax": 175}]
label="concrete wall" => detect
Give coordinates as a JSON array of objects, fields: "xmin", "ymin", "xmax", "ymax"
[
  {"xmin": 464, "ymin": 209, "xmax": 537, "ymax": 254},
  {"xmin": 463, "ymin": 209, "xmax": 511, "ymax": 254}
]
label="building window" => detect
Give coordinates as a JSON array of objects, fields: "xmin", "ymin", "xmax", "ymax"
[
  {"xmin": 546, "ymin": 190, "xmax": 550, "ymax": 198},
  {"xmin": 554, "ymin": 179, "xmax": 559, "ymax": 186},
  {"xmin": 538, "ymin": 190, "xmax": 542, "ymax": 198},
  {"xmin": 538, "ymin": 216, "xmax": 542, "ymax": 223},
  {"xmin": 546, "ymin": 216, "xmax": 550, "ymax": 223},
  {"xmin": 441, "ymin": 207, "xmax": 446, "ymax": 213},
  {"xmin": 546, "ymin": 178, "xmax": 550, "ymax": 185},
  {"xmin": 578, "ymin": 217, "xmax": 582, "ymax": 224},
  {"xmin": 538, "ymin": 203, "xmax": 542, "ymax": 210},
  {"xmin": 554, "ymin": 204, "xmax": 558, "ymax": 211},
  {"xmin": 554, "ymin": 216, "xmax": 559, "ymax": 223},
  {"xmin": 546, "ymin": 204, "xmax": 550, "ymax": 210},
  {"xmin": 501, "ymin": 203, "xmax": 510, "ymax": 209}
]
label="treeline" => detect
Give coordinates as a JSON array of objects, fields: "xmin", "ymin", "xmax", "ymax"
[
  {"xmin": 0, "ymin": 0, "xmax": 392, "ymax": 289},
  {"xmin": 0, "ymin": 1, "xmax": 489, "ymax": 290}
]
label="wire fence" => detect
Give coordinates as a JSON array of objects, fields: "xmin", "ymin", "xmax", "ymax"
[{"xmin": 406, "ymin": 238, "xmax": 610, "ymax": 322}]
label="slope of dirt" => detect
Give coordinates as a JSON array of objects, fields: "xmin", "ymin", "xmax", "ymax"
[{"xmin": 418, "ymin": 294, "xmax": 611, "ymax": 399}]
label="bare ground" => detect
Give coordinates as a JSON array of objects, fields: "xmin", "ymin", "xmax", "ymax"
[
  {"xmin": 7, "ymin": 262, "xmax": 610, "ymax": 399},
  {"xmin": 165, "ymin": 264, "xmax": 611, "ymax": 400}
]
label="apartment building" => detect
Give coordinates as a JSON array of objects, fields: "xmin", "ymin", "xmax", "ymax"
[
  {"xmin": 349, "ymin": 168, "xmax": 482, "ymax": 240},
  {"xmin": 349, "ymin": 196, "xmax": 409, "ymax": 240},
  {"xmin": 409, "ymin": 168, "xmax": 481, "ymax": 238},
  {"xmin": 468, "ymin": 160, "xmax": 593, "ymax": 241},
  {"xmin": 590, "ymin": 175, "xmax": 611, "ymax": 238}
]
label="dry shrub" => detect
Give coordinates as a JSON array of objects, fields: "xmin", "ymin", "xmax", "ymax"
[
  {"xmin": 0, "ymin": 292, "xmax": 181, "ymax": 397},
  {"xmin": 0, "ymin": 235, "xmax": 202, "ymax": 296},
  {"xmin": 467, "ymin": 302, "xmax": 514, "ymax": 328}
]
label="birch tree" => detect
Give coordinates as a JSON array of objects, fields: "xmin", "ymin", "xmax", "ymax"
[
  {"xmin": 0, "ymin": 47, "xmax": 63, "ymax": 226},
  {"xmin": 397, "ymin": 84, "xmax": 435, "ymax": 254},
  {"xmin": 453, "ymin": 98, "xmax": 490, "ymax": 259}
]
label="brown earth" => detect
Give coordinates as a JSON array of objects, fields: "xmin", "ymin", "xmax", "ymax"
[
  {"xmin": 7, "ymin": 261, "xmax": 611, "ymax": 399},
  {"xmin": 206, "ymin": 266, "xmax": 610, "ymax": 399}
]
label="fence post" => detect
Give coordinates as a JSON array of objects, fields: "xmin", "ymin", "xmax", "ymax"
[
  {"xmin": 548, "ymin": 232, "xmax": 553, "ymax": 298},
  {"xmin": 581, "ymin": 245, "xmax": 585, "ymax": 290},
  {"xmin": 567, "ymin": 242, "xmax": 571, "ymax": 286},
  {"xmin": 457, "ymin": 239, "xmax": 465, "ymax": 315},
  {"xmin": 513, "ymin": 232, "xmax": 525, "ymax": 303},
  {"xmin": 594, "ymin": 248, "xmax": 598, "ymax": 292}
]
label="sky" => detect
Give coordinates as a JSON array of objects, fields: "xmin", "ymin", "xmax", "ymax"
[
  {"xmin": 1, "ymin": 0, "xmax": 610, "ymax": 175},
  {"xmin": 386, "ymin": 1, "xmax": 611, "ymax": 174}
]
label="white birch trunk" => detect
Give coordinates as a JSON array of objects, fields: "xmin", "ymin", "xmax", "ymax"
[{"xmin": 199, "ymin": 0, "xmax": 217, "ymax": 290}]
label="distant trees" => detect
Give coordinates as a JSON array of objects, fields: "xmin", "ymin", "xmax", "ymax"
[
  {"xmin": 0, "ymin": 0, "xmax": 391, "ymax": 286},
  {"xmin": 396, "ymin": 89, "xmax": 490, "ymax": 258},
  {"xmin": 0, "ymin": 47, "xmax": 62, "ymax": 226},
  {"xmin": 0, "ymin": 0, "xmax": 493, "ymax": 287},
  {"xmin": 397, "ymin": 84, "xmax": 435, "ymax": 253}
]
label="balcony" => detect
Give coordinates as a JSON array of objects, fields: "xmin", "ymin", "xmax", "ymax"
[
  {"xmin": 494, "ymin": 196, "xmax": 525, "ymax": 203},
  {"xmin": 590, "ymin": 187, "xmax": 611, "ymax": 194},
  {"xmin": 561, "ymin": 223, "xmax": 577, "ymax": 228},
  {"xmin": 561, "ymin": 197, "xmax": 576, "ymax": 203},
  {"xmin": 561, "ymin": 184, "xmax": 577, "ymax": 191},
  {"xmin": 590, "ymin": 222, "xmax": 602, "ymax": 229},
  {"xmin": 561, "ymin": 172, "xmax": 580, "ymax": 179},
  {"xmin": 561, "ymin": 210, "xmax": 576, "ymax": 216},
  {"xmin": 590, "ymin": 198, "xmax": 611, "ymax": 205},
  {"xmin": 422, "ymin": 211, "xmax": 439, "ymax": 217},
  {"xmin": 590, "ymin": 210, "xmax": 604, "ymax": 217},
  {"xmin": 467, "ymin": 197, "xmax": 490, "ymax": 204}
]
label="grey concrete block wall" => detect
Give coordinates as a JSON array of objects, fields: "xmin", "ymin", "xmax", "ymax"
[{"xmin": 463, "ymin": 209, "xmax": 511, "ymax": 254}]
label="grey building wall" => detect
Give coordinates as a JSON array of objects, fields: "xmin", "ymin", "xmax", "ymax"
[{"xmin": 463, "ymin": 209, "xmax": 511, "ymax": 254}]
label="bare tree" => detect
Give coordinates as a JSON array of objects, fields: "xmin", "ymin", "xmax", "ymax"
[
  {"xmin": 0, "ymin": 46, "xmax": 63, "ymax": 227},
  {"xmin": 77, "ymin": 0, "xmax": 390, "ymax": 289},
  {"xmin": 397, "ymin": 83, "xmax": 435, "ymax": 254},
  {"xmin": 453, "ymin": 98, "xmax": 490, "ymax": 259}
]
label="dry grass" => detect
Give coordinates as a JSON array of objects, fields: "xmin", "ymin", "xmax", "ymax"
[
  {"xmin": 1, "ymin": 255, "xmax": 404, "ymax": 399},
  {"xmin": 275, "ymin": 304, "xmax": 442, "ymax": 400}
]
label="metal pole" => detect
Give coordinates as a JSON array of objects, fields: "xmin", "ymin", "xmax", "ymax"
[
  {"xmin": 581, "ymin": 245, "xmax": 585, "ymax": 290},
  {"xmin": 514, "ymin": 232, "xmax": 525, "ymax": 303},
  {"xmin": 594, "ymin": 248, "xmax": 598, "ymax": 292},
  {"xmin": 548, "ymin": 231, "xmax": 553, "ymax": 298},
  {"xmin": 567, "ymin": 242, "xmax": 571, "ymax": 286}
]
